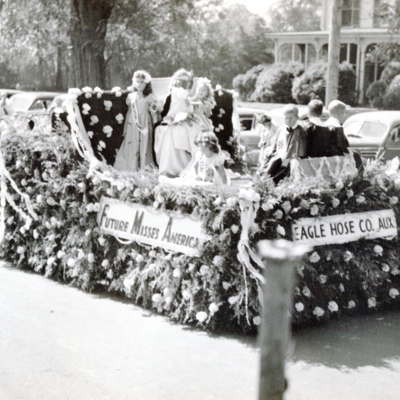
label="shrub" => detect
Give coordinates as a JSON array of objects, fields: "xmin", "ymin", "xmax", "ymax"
[
  {"xmin": 380, "ymin": 61, "xmax": 400, "ymax": 85},
  {"xmin": 366, "ymin": 80, "xmax": 387, "ymax": 109},
  {"xmin": 252, "ymin": 62, "xmax": 304, "ymax": 103},
  {"xmin": 382, "ymin": 86, "xmax": 400, "ymax": 110},
  {"xmin": 292, "ymin": 61, "xmax": 357, "ymax": 106},
  {"xmin": 388, "ymin": 74, "xmax": 400, "ymax": 91},
  {"xmin": 232, "ymin": 64, "xmax": 268, "ymax": 101}
]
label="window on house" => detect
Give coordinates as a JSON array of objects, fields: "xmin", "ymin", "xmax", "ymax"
[{"xmin": 342, "ymin": 0, "xmax": 360, "ymax": 27}]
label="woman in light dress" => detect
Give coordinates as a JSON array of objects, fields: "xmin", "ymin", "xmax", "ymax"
[
  {"xmin": 114, "ymin": 70, "xmax": 159, "ymax": 172},
  {"xmin": 154, "ymin": 70, "xmax": 216, "ymax": 177}
]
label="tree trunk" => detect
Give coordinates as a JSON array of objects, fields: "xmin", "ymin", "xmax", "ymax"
[{"xmin": 69, "ymin": 0, "xmax": 117, "ymax": 88}]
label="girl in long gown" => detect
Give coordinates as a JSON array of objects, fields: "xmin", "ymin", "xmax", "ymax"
[
  {"xmin": 154, "ymin": 72, "xmax": 216, "ymax": 177},
  {"xmin": 114, "ymin": 70, "xmax": 159, "ymax": 172}
]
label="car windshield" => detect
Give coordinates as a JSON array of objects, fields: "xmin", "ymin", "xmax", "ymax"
[
  {"xmin": 8, "ymin": 97, "xmax": 32, "ymax": 111},
  {"xmin": 344, "ymin": 120, "xmax": 387, "ymax": 139}
]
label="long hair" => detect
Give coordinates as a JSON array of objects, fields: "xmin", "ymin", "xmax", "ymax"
[
  {"xmin": 170, "ymin": 68, "xmax": 194, "ymax": 90},
  {"xmin": 132, "ymin": 70, "xmax": 153, "ymax": 97}
]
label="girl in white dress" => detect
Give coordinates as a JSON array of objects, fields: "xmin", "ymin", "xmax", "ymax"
[
  {"xmin": 154, "ymin": 69, "xmax": 202, "ymax": 177},
  {"xmin": 114, "ymin": 70, "xmax": 160, "ymax": 172},
  {"xmin": 180, "ymin": 130, "xmax": 228, "ymax": 185}
]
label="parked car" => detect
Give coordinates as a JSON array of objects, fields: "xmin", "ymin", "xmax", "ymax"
[
  {"xmin": 0, "ymin": 88, "xmax": 23, "ymax": 99},
  {"xmin": 4, "ymin": 91, "xmax": 64, "ymax": 116},
  {"xmin": 343, "ymin": 111, "xmax": 400, "ymax": 161}
]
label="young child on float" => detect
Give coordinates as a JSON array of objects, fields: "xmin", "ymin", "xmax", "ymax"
[
  {"xmin": 256, "ymin": 113, "xmax": 279, "ymax": 168},
  {"xmin": 114, "ymin": 70, "xmax": 160, "ymax": 172},
  {"xmin": 189, "ymin": 77, "xmax": 216, "ymax": 132},
  {"xmin": 180, "ymin": 130, "xmax": 228, "ymax": 185},
  {"xmin": 261, "ymin": 104, "xmax": 307, "ymax": 184}
]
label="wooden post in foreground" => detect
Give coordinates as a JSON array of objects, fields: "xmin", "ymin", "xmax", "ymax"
[{"xmin": 256, "ymin": 240, "xmax": 311, "ymax": 400}]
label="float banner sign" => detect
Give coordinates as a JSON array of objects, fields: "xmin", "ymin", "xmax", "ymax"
[
  {"xmin": 97, "ymin": 196, "xmax": 209, "ymax": 256},
  {"xmin": 292, "ymin": 209, "xmax": 397, "ymax": 246}
]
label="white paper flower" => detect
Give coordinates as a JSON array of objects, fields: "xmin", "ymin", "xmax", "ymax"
[
  {"xmin": 47, "ymin": 256, "xmax": 56, "ymax": 267},
  {"xmin": 209, "ymin": 303, "xmax": 219, "ymax": 314},
  {"xmin": 222, "ymin": 282, "xmax": 231, "ymax": 290},
  {"xmin": 348, "ymin": 300, "xmax": 356, "ymax": 309},
  {"xmin": 231, "ymin": 224, "xmax": 239, "ymax": 234},
  {"xmin": 200, "ymin": 265, "xmax": 210, "ymax": 275},
  {"xmin": 67, "ymin": 258, "xmax": 76, "ymax": 267},
  {"xmin": 82, "ymin": 86, "xmax": 92, "ymax": 93},
  {"xmin": 213, "ymin": 197, "xmax": 222, "ymax": 206},
  {"xmin": 331, "ymin": 198, "xmax": 340, "ymax": 208},
  {"xmin": 82, "ymin": 103, "xmax": 91, "ymax": 115},
  {"xmin": 57, "ymin": 250, "xmax": 65, "ymax": 259},
  {"xmin": 152, "ymin": 293, "xmax": 163, "ymax": 303},
  {"xmin": 313, "ymin": 307, "xmax": 325, "ymax": 317},
  {"xmin": 356, "ymin": 195, "xmax": 366, "ymax": 204},
  {"xmin": 295, "ymin": 302, "xmax": 304, "ymax": 312},
  {"xmin": 276, "ymin": 225, "xmax": 286, "ymax": 236},
  {"xmin": 123, "ymin": 277, "xmax": 134, "ymax": 290},
  {"xmin": 103, "ymin": 125, "xmax": 113, "ymax": 137},
  {"xmin": 309, "ymin": 251, "xmax": 320, "ymax": 263},
  {"xmin": 90, "ymin": 115, "xmax": 99, "ymax": 125},
  {"xmin": 107, "ymin": 270, "xmax": 114, "ymax": 279},
  {"xmin": 382, "ymin": 263, "xmax": 390, "ymax": 272},
  {"xmin": 339, "ymin": 283, "xmax": 345, "ymax": 292},
  {"xmin": 182, "ymin": 290, "xmax": 191, "ymax": 300},
  {"xmin": 389, "ymin": 288, "xmax": 399, "ymax": 298},
  {"xmin": 33, "ymin": 229, "xmax": 39, "ymax": 239},
  {"xmin": 302, "ymin": 286, "xmax": 311, "ymax": 297},
  {"xmin": 116, "ymin": 181, "xmax": 125, "ymax": 191},
  {"xmin": 373, "ymin": 245, "xmax": 383, "ymax": 256},
  {"xmin": 328, "ymin": 301, "xmax": 338, "ymax": 312},
  {"xmin": 238, "ymin": 188, "xmax": 260, "ymax": 203},
  {"xmin": 196, "ymin": 311, "xmax": 208, "ymax": 323},
  {"xmin": 347, "ymin": 189, "xmax": 354, "ymax": 198},
  {"xmin": 389, "ymin": 196, "xmax": 399, "ymax": 205},
  {"xmin": 115, "ymin": 113, "xmax": 124, "ymax": 124},
  {"xmin": 273, "ymin": 209, "xmax": 283, "ymax": 219},
  {"xmin": 213, "ymin": 256, "xmax": 224, "ymax": 268},
  {"xmin": 98, "ymin": 237, "xmax": 106, "ymax": 246},
  {"xmin": 101, "ymin": 259, "xmax": 109, "ymax": 268},
  {"xmin": 335, "ymin": 180, "xmax": 344, "ymax": 190},
  {"xmin": 173, "ymin": 268, "xmax": 181, "ymax": 278},
  {"xmin": 17, "ymin": 246, "xmax": 25, "ymax": 254},
  {"xmin": 318, "ymin": 274, "xmax": 327, "ymax": 284},
  {"xmin": 368, "ymin": 297, "xmax": 377, "ymax": 308},
  {"xmin": 87, "ymin": 253, "xmax": 95, "ymax": 263},
  {"xmin": 253, "ymin": 316, "xmax": 262, "ymax": 325},
  {"xmin": 343, "ymin": 250, "xmax": 353, "ymax": 262},
  {"xmin": 103, "ymin": 100, "xmax": 112, "ymax": 111},
  {"xmin": 98, "ymin": 140, "xmax": 106, "ymax": 149},
  {"xmin": 310, "ymin": 204, "xmax": 319, "ymax": 216},
  {"xmin": 228, "ymin": 296, "xmax": 238, "ymax": 305}
]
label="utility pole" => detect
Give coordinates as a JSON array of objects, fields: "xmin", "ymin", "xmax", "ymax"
[{"xmin": 325, "ymin": 0, "xmax": 342, "ymax": 106}]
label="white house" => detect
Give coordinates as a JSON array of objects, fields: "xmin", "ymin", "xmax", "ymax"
[{"xmin": 267, "ymin": 0, "xmax": 400, "ymax": 103}]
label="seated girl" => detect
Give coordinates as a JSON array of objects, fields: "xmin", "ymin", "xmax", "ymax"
[
  {"xmin": 180, "ymin": 130, "xmax": 229, "ymax": 185},
  {"xmin": 154, "ymin": 69, "xmax": 198, "ymax": 177}
]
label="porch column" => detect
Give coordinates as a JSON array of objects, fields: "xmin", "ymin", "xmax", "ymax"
[{"xmin": 359, "ymin": 43, "xmax": 366, "ymax": 104}]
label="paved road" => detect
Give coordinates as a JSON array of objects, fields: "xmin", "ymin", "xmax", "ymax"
[{"xmin": 1, "ymin": 262, "xmax": 400, "ymax": 400}]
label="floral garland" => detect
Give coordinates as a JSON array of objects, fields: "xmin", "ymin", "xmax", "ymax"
[{"xmin": 1, "ymin": 112, "xmax": 400, "ymax": 333}]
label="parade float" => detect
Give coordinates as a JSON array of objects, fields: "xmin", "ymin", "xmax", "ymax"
[{"xmin": 1, "ymin": 86, "xmax": 400, "ymax": 334}]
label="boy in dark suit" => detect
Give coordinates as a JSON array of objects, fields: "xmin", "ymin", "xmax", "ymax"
[{"xmin": 262, "ymin": 104, "xmax": 307, "ymax": 184}]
